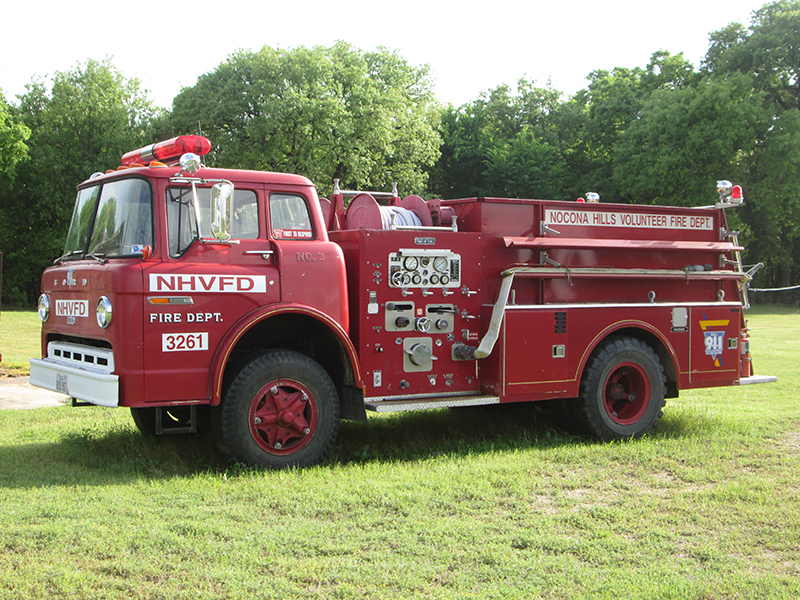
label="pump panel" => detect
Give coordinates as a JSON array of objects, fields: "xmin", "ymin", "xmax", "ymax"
[
  {"xmin": 331, "ymin": 229, "xmax": 482, "ymax": 401},
  {"xmin": 388, "ymin": 249, "xmax": 461, "ymax": 288}
]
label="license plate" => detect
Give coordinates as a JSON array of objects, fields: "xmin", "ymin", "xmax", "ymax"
[{"xmin": 56, "ymin": 373, "xmax": 69, "ymax": 394}]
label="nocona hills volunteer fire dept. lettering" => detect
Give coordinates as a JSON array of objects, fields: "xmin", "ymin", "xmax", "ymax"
[
  {"xmin": 545, "ymin": 209, "xmax": 714, "ymax": 231},
  {"xmin": 149, "ymin": 274, "xmax": 267, "ymax": 293}
]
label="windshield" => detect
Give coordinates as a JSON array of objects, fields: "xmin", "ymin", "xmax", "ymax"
[{"xmin": 63, "ymin": 178, "xmax": 153, "ymax": 259}]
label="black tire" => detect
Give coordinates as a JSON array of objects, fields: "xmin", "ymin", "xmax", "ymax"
[
  {"xmin": 217, "ymin": 350, "xmax": 340, "ymax": 469},
  {"xmin": 130, "ymin": 406, "xmax": 209, "ymax": 436},
  {"xmin": 577, "ymin": 336, "xmax": 666, "ymax": 440}
]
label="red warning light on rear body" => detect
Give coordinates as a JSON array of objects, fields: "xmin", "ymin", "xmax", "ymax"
[{"xmin": 121, "ymin": 136, "xmax": 211, "ymax": 167}]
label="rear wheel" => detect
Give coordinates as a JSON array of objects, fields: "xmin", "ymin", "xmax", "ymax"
[
  {"xmin": 578, "ymin": 336, "xmax": 666, "ymax": 440},
  {"xmin": 218, "ymin": 350, "xmax": 340, "ymax": 469}
]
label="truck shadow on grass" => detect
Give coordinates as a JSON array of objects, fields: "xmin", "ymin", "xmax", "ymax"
[{"xmin": 0, "ymin": 402, "xmax": 719, "ymax": 486}]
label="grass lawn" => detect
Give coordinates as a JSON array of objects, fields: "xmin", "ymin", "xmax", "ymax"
[
  {"xmin": 0, "ymin": 306, "xmax": 798, "ymax": 598},
  {"xmin": 0, "ymin": 309, "xmax": 42, "ymax": 374}
]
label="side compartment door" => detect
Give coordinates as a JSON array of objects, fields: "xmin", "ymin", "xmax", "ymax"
[
  {"xmin": 501, "ymin": 307, "xmax": 569, "ymax": 398},
  {"xmin": 689, "ymin": 306, "xmax": 741, "ymax": 386}
]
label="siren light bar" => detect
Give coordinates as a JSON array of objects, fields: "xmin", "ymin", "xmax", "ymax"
[{"xmin": 121, "ymin": 135, "xmax": 211, "ymax": 167}]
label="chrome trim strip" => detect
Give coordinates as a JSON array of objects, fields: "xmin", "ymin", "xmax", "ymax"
[{"xmin": 502, "ymin": 301, "xmax": 743, "ymax": 310}]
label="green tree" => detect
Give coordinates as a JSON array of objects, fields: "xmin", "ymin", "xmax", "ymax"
[
  {"xmin": 1, "ymin": 59, "xmax": 156, "ymax": 305},
  {"xmin": 429, "ymin": 79, "xmax": 569, "ymax": 199},
  {"xmin": 704, "ymin": 0, "xmax": 800, "ymax": 286},
  {"xmin": 483, "ymin": 128, "xmax": 567, "ymax": 199},
  {"xmin": 564, "ymin": 51, "xmax": 699, "ymax": 203},
  {"xmin": 705, "ymin": 0, "xmax": 800, "ymax": 111},
  {"xmin": 428, "ymin": 103, "xmax": 492, "ymax": 198},
  {"xmin": 612, "ymin": 73, "xmax": 768, "ymax": 206},
  {"xmin": 167, "ymin": 42, "xmax": 441, "ymax": 197},
  {"xmin": 0, "ymin": 89, "xmax": 30, "ymax": 188}
]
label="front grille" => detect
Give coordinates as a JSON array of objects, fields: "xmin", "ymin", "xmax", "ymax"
[{"xmin": 47, "ymin": 341, "xmax": 115, "ymax": 373}]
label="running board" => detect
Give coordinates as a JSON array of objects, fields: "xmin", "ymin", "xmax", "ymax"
[
  {"xmin": 365, "ymin": 394, "xmax": 500, "ymax": 413},
  {"xmin": 738, "ymin": 375, "xmax": 778, "ymax": 385}
]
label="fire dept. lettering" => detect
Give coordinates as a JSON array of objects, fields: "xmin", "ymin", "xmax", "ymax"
[
  {"xmin": 545, "ymin": 209, "xmax": 714, "ymax": 231},
  {"xmin": 149, "ymin": 312, "xmax": 223, "ymax": 324},
  {"xmin": 55, "ymin": 300, "xmax": 89, "ymax": 318},
  {"xmin": 149, "ymin": 274, "xmax": 267, "ymax": 293}
]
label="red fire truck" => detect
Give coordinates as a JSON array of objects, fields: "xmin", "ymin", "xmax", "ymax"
[{"xmin": 30, "ymin": 136, "xmax": 775, "ymax": 468}]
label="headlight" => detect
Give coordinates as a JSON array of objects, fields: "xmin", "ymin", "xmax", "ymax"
[
  {"xmin": 96, "ymin": 296, "xmax": 113, "ymax": 328},
  {"xmin": 38, "ymin": 294, "xmax": 50, "ymax": 322}
]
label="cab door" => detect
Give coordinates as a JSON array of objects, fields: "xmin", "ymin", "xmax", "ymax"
[
  {"xmin": 267, "ymin": 191, "xmax": 349, "ymax": 330},
  {"xmin": 142, "ymin": 186, "xmax": 280, "ymax": 404}
]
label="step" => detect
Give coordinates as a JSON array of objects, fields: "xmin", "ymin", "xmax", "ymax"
[
  {"xmin": 738, "ymin": 375, "xmax": 778, "ymax": 385},
  {"xmin": 365, "ymin": 394, "xmax": 500, "ymax": 413}
]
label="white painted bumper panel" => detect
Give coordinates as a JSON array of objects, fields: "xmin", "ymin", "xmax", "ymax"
[{"xmin": 29, "ymin": 358, "xmax": 119, "ymax": 407}]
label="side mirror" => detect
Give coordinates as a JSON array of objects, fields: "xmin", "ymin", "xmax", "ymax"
[{"xmin": 210, "ymin": 181, "xmax": 234, "ymax": 241}]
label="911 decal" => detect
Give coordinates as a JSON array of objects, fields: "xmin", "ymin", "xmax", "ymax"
[
  {"xmin": 162, "ymin": 332, "xmax": 209, "ymax": 352},
  {"xmin": 699, "ymin": 315, "xmax": 730, "ymax": 367}
]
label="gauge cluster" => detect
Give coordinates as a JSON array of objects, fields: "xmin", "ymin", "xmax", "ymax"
[{"xmin": 388, "ymin": 250, "xmax": 461, "ymax": 288}]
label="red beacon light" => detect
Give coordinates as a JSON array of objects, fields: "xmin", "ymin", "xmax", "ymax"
[
  {"xmin": 121, "ymin": 135, "xmax": 211, "ymax": 167},
  {"xmin": 716, "ymin": 180, "xmax": 744, "ymax": 206}
]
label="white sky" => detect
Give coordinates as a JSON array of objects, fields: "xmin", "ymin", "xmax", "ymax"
[{"xmin": 1, "ymin": 0, "xmax": 766, "ymax": 109}]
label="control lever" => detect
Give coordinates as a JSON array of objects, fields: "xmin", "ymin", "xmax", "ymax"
[{"xmin": 426, "ymin": 306, "xmax": 457, "ymax": 314}]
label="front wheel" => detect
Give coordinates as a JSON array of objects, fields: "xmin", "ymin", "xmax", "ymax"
[
  {"xmin": 218, "ymin": 350, "xmax": 341, "ymax": 469},
  {"xmin": 578, "ymin": 336, "xmax": 666, "ymax": 440}
]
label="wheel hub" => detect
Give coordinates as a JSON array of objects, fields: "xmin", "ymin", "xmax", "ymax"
[
  {"xmin": 609, "ymin": 382, "xmax": 625, "ymax": 401},
  {"xmin": 603, "ymin": 361, "xmax": 651, "ymax": 425},
  {"xmin": 249, "ymin": 379, "xmax": 318, "ymax": 455},
  {"xmin": 278, "ymin": 409, "xmax": 295, "ymax": 426}
]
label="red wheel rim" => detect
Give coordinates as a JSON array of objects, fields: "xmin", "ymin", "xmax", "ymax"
[
  {"xmin": 248, "ymin": 379, "xmax": 318, "ymax": 455},
  {"xmin": 603, "ymin": 362, "xmax": 650, "ymax": 425}
]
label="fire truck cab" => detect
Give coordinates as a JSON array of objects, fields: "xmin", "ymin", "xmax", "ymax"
[{"xmin": 30, "ymin": 136, "xmax": 775, "ymax": 469}]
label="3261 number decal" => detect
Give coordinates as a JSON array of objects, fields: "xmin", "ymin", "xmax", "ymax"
[{"xmin": 162, "ymin": 332, "xmax": 209, "ymax": 352}]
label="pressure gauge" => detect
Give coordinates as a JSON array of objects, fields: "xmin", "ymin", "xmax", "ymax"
[
  {"xmin": 403, "ymin": 256, "xmax": 418, "ymax": 271},
  {"xmin": 433, "ymin": 256, "xmax": 448, "ymax": 273}
]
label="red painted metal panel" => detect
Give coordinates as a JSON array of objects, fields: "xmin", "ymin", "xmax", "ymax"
[
  {"xmin": 331, "ymin": 229, "xmax": 484, "ymax": 400},
  {"xmin": 689, "ymin": 306, "xmax": 742, "ymax": 387}
]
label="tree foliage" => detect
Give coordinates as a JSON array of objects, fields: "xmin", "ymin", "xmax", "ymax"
[
  {"xmin": 0, "ymin": 59, "xmax": 156, "ymax": 305},
  {"xmin": 0, "ymin": 90, "xmax": 30, "ymax": 187},
  {"xmin": 612, "ymin": 73, "xmax": 769, "ymax": 206},
  {"xmin": 167, "ymin": 42, "xmax": 440, "ymax": 197},
  {"xmin": 428, "ymin": 80, "xmax": 570, "ymax": 199},
  {"xmin": 703, "ymin": 0, "xmax": 800, "ymax": 285}
]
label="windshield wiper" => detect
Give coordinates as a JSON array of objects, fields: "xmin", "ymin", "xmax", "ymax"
[
  {"xmin": 53, "ymin": 250, "xmax": 83, "ymax": 264},
  {"xmin": 86, "ymin": 252, "xmax": 108, "ymax": 264}
]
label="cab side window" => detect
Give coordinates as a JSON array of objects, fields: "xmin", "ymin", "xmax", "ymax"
[
  {"xmin": 232, "ymin": 192, "xmax": 259, "ymax": 239},
  {"xmin": 269, "ymin": 194, "xmax": 313, "ymax": 240},
  {"xmin": 167, "ymin": 188, "xmax": 258, "ymax": 257}
]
